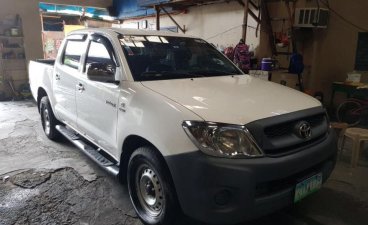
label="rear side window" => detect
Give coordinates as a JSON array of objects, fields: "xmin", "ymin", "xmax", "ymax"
[{"xmin": 63, "ymin": 40, "xmax": 86, "ymax": 69}]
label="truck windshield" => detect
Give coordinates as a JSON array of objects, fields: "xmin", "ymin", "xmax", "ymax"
[{"xmin": 119, "ymin": 35, "xmax": 242, "ymax": 81}]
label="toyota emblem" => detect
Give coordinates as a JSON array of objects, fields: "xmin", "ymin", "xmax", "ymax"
[{"xmin": 295, "ymin": 121, "xmax": 312, "ymax": 139}]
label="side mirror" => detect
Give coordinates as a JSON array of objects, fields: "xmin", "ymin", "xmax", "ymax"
[{"xmin": 86, "ymin": 62, "xmax": 116, "ymax": 83}]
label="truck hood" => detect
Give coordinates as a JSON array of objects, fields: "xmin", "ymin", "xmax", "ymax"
[{"xmin": 141, "ymin": 75, "xmax": 321, "ymax": 125}]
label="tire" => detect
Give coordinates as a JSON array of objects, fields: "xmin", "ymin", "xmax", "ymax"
[
  {"xmin": 40, "ymin": 96, "xmax": 61, "ymax": 141},
  {"xmin": 127, "ymin": 147, "xmax": 179, "ymax": 225},
  {"xmin": 336, "ymin": 100, "xmax": 362, "ymax": 126}
]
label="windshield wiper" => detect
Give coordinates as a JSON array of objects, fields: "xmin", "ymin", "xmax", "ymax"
[
  {"xmin": 190, "ymin": 70, "xmax": 239, "ymax": 76},
  {"xmin": 141, "ymin": 71, "xmax": 164, "ymax": 77},
  {"xmin": 141, "ymin": 71, "xmax": 205, "ymax": 78}
]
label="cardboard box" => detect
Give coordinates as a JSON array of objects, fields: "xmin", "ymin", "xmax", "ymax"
[{"xmin": 271, "ymin": 71, "xmax": 299, "ymax": 89}]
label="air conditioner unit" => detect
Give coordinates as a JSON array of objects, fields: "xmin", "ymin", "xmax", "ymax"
[{"xmin": 294, "ymin": 8, "xmax": 329, "ymax": 28}]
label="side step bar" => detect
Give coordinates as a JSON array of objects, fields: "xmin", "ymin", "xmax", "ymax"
[{"xmin": 56, "ymin": 125, "xmax": 119, "ymax": 177}]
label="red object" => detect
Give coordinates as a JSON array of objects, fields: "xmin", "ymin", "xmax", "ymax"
[
  {"xmin": 234, "ymin": 43, "xmax": 251, "ymax": 72},
  {"xmin": 224, "ymin": 47, "xmax": 234, "ymax": 61}
]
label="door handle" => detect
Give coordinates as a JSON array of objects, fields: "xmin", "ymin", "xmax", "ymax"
[
  {"xmin": 76, "ymin": 82, "xmax": 85, "ymax": 92},
  {"xmin": 55, "ymin": 74, "xmax": 60, "ymax": 80}
]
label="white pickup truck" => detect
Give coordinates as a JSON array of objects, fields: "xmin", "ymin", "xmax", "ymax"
[{"xmin": 29, "ymin": 28, "xmax": 337, "ymax": 225}]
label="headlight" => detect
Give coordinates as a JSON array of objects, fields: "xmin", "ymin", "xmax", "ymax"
[{"xmin": 182, "ymin": 121, "xmax": 263, "ymax": 158}]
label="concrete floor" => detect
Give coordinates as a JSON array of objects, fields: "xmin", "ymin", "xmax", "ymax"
[{"xmin": 1, "ymin": 101, "xmax": 368, "ymax": 225}]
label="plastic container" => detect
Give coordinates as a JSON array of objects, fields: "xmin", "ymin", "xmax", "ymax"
[
  {"xmin": 261, "ymin": 58, "xmax": 273, "ymax": 71},
  {"xmin": 347, "ymin": 72, "xmax": 361, "ymax": 83},
  {"xmin": 10, "ymin": 28, "xmax": 19, "ymax": 36}
]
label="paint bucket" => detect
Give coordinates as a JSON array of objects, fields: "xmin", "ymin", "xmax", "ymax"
[
  {"xmin": 10, "ymin": 28, "xmax": 19, "ymax": 36},
  {"xmin": 261, "ymin": 58, "xmax": 273, "ymax": 71}
]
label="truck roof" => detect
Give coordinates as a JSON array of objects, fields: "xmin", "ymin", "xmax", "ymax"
[{"xmin": 69, "ymin": 27, "xmax": 195, "ymax": 38}]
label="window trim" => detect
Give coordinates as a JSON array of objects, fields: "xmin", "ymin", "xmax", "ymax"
[
  {"xmin": 83, "ymin": 34, "xmax": 119, "ymax": 73},
  {"xmin": 61, "ymin": 37, "xmax": 87, "ymax": 70}
]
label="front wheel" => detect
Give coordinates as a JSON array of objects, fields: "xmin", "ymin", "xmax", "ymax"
[
  {"xmin": 336, "ymin": 100, "xmax": 362, "ymax": 126},
  {"xmin": 127, "ymin": 147, "xmax": 179, "ymax": 225}
]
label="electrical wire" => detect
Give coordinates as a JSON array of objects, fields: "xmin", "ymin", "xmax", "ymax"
[
  {"xmin": 319, "ymin": 0, "xmax": 368, "ymax": 32},
  {"xmin": 205, "ymin": 24, "xmax": 264, "ymax": 41}
]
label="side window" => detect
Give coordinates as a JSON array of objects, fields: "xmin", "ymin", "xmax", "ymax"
[
  {"xmin": 63, "ymin": 40, "xmax": 86, "ymax": 69},
  {"xmin": 86, "ymin": 37, "xmax": 116, "ymax": 68}
]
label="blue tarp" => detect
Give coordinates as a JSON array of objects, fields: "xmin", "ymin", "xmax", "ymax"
[
  {"xmin": 39, "ymin": 3, "xmax": 112, "ymax": 19},
  {"xmin": 113, "ymin": 0, "xmax": 171, "ymax": 19},
  {"xmin": 40, "ymin": 1, "xmax": 174, "ymax": 20},
  {"xmin": 137, "ymin": 0, "xmax": 171, "ymax": 7}
]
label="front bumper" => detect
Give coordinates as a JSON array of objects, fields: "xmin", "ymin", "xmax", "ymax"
[{"xmin": 165, "ymin": 130, "xmax": 337, "ymax": 224}]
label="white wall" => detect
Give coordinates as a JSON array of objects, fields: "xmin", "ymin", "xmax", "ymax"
[
  {"xmin": 259, "ymin": 0, "xmax": 368, "ymax": 101},
  {"xmin": 120, "ymin": 1, "xmax": 260, "ymax": 51}
]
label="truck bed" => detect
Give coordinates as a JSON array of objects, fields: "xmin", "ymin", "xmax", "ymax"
[
  {"xmin": 35, "ymin": 59, "xmax": 55, "ymax": 66},
  {"xmin": 29, "ymin": 59, "xmax": 55, "ymax": 103}
]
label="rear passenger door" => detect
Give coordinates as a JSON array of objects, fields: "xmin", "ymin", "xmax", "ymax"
[
  {"xmin": 54, "ymin": 34, "xmax": 87, "ymax": 127},
  {"xmin": 76, "ymin": 34, "xmax": 120, "ymax": 154}
]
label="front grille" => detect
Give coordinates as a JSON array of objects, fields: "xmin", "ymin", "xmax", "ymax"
[
  {"xmin": 308, "ymin": 114, "xmax": 325, "ymax": 126},
  {"xmin": 263, "ymin": 113, "xmax": 328, "ymax": 156},
  {"xmin": 264, "ymin": 134, "xmax": 327, "ymax": 157},
  {"xmin": 264, "ymin": 114, "xmax": 325, "ymax": 138},
  {"xmin": 264, "ymin": 122, "xmax": 294, "ymax": 138},
  {"xmin": 246, "ymin": 107, "xmax": 329, "ymax": 157}
]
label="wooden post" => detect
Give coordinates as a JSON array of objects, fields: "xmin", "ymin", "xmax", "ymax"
[
  {"xmin": 161, "ymin": 7, "xmax": 186, "ymax": 33},
  {"xmin": 40, "ymin": 14, "xmax": 46, "ymax": 59},
  {"xmin": 40, "ymin": 14, "xmax": 44, "ymax": 32},
  {"xmin": 242, "ymin": 0, "xmax": 249, "ymax": 41},
  {"xmin": 260, "ymin": 0, "xmax": 277, "ymax": 56},
  {"xmin": 155, "ymin": 5, "xmax": 160, "ymax": 31},
  {"xmin": 285, "ymin": 0, "xmax": 297, "ymax": 53}
]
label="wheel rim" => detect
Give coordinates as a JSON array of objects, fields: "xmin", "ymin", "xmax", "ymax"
[
  {"xmin": 43, "ymin": 108, "xmax": 51, "ymax": 135},
  {"xmin": 135, "ymin": 164, "xmax": 164, "ymax": 217}
]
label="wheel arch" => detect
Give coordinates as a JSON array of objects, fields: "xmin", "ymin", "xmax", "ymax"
[
  {"xmin": 37, "ymin": 87, "xmax": 48, "ymax": 112},
  {"xmin": 119, "ymin": 135, "xmax": 174, "ymax": 187},
  {"xmin": 119, "ymin": 134, "xmax": 182, "ymax": 215}
]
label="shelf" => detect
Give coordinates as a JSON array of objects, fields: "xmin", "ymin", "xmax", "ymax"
[
  {"xmin": 1, "ymin": 58, "xmax": 25, "ymax": 61},
  {"xmin": 0, "ymin": 15, "xmax": 26, "ymax": 97},
  {"xmin": 0, "ymin": 35, "xmax": 23, "ymax": 38},
  {"xmin": 3, "ymin": 69, "xmax": 27, "ymax": 71},
  {"xmin": 2, "ymin": 47, "xmax": 24, "ymax": 50},
  {"xmin": 3, "ymin": 68, "xmax": 27, "ymax": 72},
  {"xmin": 1, "ymin": 59, "xmax": 26, "ymax": 71},
  {"xmin": 0, "ymin": 24, "xmax": 21, "ymax": 28}
]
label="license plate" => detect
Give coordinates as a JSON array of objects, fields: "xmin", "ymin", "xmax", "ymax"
[{"xmin": 294, "ymin": 173, "xmax": 322, "ymax": 203}]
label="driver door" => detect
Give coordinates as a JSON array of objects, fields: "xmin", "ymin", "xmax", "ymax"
[{"xmin": 76, "ymin": 34, "xmax": 120, "ymax": 154}]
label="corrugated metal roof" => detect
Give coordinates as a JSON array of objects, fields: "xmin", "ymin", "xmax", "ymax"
[
  {"xmin": 39, "ymin": 3, "xmax": 114, "ymax": 21},
  {"xmin": 113, "ymin": 0, "xmax": 240, "ymax": 19}
]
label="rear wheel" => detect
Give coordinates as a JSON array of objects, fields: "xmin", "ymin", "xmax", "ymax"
[
  {"xmin": 127, "ymin": 147, "xmax": 179, "ymax": 225},
  {"xmin": 40, "ymin": 96, "xmax": 61, "ymax": 141},
  {"xmin": 336, "ymin": 100, "xmax": 362, "ymax": 126}
]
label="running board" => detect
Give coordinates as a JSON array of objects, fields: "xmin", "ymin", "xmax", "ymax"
[{"xmin": 56, "ymin": 125, "xmax": 119, "ymax": 177}]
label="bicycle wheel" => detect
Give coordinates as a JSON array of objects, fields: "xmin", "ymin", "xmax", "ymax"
[{"xmin": 336, "ymin": 100, "xmax": 362, "ymax": 126}]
